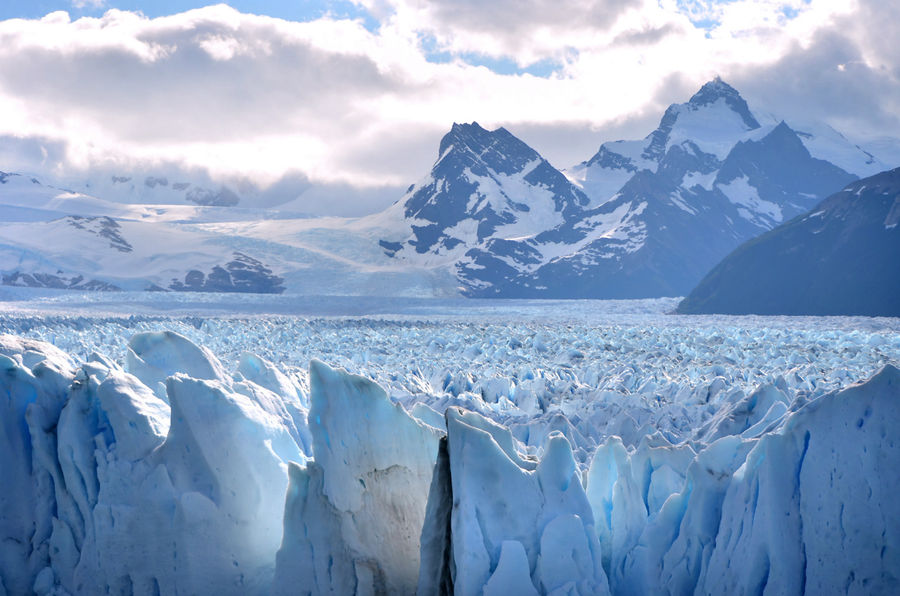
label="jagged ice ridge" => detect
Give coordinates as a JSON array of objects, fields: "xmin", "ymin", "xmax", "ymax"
[{"xmin": 0, "ymin": 312, "xmax": 898, "ymax": 595}]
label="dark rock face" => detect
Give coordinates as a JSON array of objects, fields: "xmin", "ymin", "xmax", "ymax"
[
  {"xmin": 379, "ymin": 240, "xmax": 403, "ymax": 257},
  {"xmin": 714, "ymin": 122, "xmax": 856, "ymax": 228},
  {"xmin": 396, "ymin": 122, "xmax": 589, "ymax": 256},
  {"xmin": 169, "ymin": 252, "xmax": 285, "ymax": 294},
  {"xmin": 678, "ymin": 168, "xmax": 900, "ymax": 316},
  {"xmin": 65, "ymin": 216, "xmax": 134, "ymax": 253},
  {"xmin": 185, "ymin": 186, "xmax": 241, "ymax": 207},
  {"xmin": 583, "ymin": 146, "xmax": 638, "ymax": 172}
]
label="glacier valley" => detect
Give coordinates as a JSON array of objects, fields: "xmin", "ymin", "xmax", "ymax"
[{"xmin": 1, "ymin": 295, "xmax": 898, "ymax": 595}]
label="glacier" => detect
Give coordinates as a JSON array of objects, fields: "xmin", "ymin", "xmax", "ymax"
[{"xmin": 0, "ymin": 304, "xmax": 898, "ymax": 595}]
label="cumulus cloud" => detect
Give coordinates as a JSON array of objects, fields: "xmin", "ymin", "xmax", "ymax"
[
  {"xmin": 0, "ymin": 6, "xmax": 417, "ymax": 185},
  {"xmin": 359, "ymin": 0, "xmax": 643, "ymax": 65},
  {"xmin": 0, "ymin": 0, "xmax": 897, "ymax": 215},
  {"xmin": 727, "ymin": 0, "xmax": 900, "ymax": 146}
]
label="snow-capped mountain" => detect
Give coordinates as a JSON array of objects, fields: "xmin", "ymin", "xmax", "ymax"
[
  {"xmin": 380, "ymin": 122, "xmax": 590, "ymax": 257},
  {"xmin": 567, "ymin": 77, "xmax": 885, "ymax": 205},
  {"xmin": 529, "ymin": 118, "xmax": 856, "ymax": 298},
  {"xmin": 678, "ymin": 167, "xmax": 900, "ymax": 316},
  {"xmin": 0, "ymin": 167, "xmax": 457, "ymax": 296},
  {"xmin": 0, "ymin": 214, "xmax": 285, "ymax": 293},
  {"xmin": 0, "ymin": 79, "xmax": 896, "ymax": 298},
  {"xmin": 0, "ymin": 171, "xmax": 285, "ymax": 292},
  {"xmin": 377, "ymin": 81, "xmax": 866, "ymax": 297},
  {"xmin": 375, "ymin": 122, "xmax": 603, "ymax": 294}
]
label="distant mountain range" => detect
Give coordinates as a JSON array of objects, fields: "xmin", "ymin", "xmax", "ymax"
[
  {"xmin": 0, "ymin": 172, "xmax": 286, "ymax": 292},
  {"xmin": 677, "ymin": 168, "xmax": 900, "ymax": 316},
  {"xmin": 377, "ymin": 78, "xmax": 877, "ymax": 298},
  {"xmin": 0, "ymin": 79, "xmax": 897, "ymax": 299}
]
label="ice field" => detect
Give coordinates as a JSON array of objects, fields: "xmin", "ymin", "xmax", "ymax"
[{"xmin": 1, "ymin": 292, "xmax": 898, "ymax": 595}]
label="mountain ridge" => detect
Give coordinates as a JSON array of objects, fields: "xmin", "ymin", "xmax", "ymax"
[
  {"xmin": 0, "ymin": 79, "xmax": 896, "ymax": 299},
  {"xmin": 677, "ymin": 168, "xmax": 900, "ymax": 316}
]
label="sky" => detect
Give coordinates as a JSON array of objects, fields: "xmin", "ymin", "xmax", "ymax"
[{"xmin": 0, "ymin": 0, "xmax": 898, "ymax": 215}]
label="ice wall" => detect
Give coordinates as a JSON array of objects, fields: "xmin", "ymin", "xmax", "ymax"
[
  {"xmin": 274, "ymin": 360, "xmax": 442, "ymax": 595},
  {"xmin": 0, "ymin": 332, "xmax": 306, "ymax": 595},
  {"xmin": 0, "ymin": 336, "xmax": 74, "ymax": 595},
  {"xmin": 1, "ymin": 328, "xmax": 898, "ymax": 596},
  {"xmin": 700, "ymin": 364, "xmax": 900, "ymax": 594},
  {"xmin": 418, "ymin": 407, "xmax": 609, "ymax": 595},
  {"xmin": 592, "ymin": 364, "xmax": 900, "ymax": 596}
]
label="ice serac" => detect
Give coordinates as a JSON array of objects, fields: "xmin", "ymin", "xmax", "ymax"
[
  {"xmin": 274, "ymin": 360, "xmax": 442, "ymax": 595},
  {"xmin": 619, "ymin": 435, "xmax": 755, "ymax": 595},
  {"xmin": 591, "ymin": 364, "xmax": 900, "ymax": 596},
  {"xmin": 585, "ymin": 434, "xmax": 696, "ymax": 589},
  {"xmin": 699, "ymin": 364, "xmax": 900, "ymax": 595},
  {"xmin": 418, "ymin": 407, "xmax": 609, "ymax": 596},
  {"xmin": 3, "ymin": 324, "xmax": 899, "ymax": 595},
  {"xmin": 66, "ymin": 370, "xmax": 299, "ymax": 596},
  {"xmin": 126, "ymin": 329, "xmax": 228, "ymax": 398},
  {"xmin": 0, "ymin": 336, "xmax": 74, "ymax": 595},
  {"xmin": 0, "ymin": 330, "xmax": 303, "ymax": 595},
  {"xmin": 236, "ymin": 351, "xmax": 312, "ymax": 454}
]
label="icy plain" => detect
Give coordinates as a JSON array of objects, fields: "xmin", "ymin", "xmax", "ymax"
[{"xmin": 1, "ymin": 292, "xmax": 898, "ymax": 595}]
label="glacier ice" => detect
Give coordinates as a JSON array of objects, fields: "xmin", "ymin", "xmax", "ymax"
[
  {"xmin": 126, "ymin": 330, "xmax": 228, "ymax": 399},
  {"xmin": 417, "ymin": 408, "xmax": 608, "ymax": 596},
  {"xmin": 0, "ymin": 307, "xmax": 897, "ymax": 595},
  {"xmin": 274, "ymin": 360, "xmax": 442, "ymax": 595},
  {"xmin": 1, "ymin": 332, "xmax": 302, "ymax": 595},
  {"xmin": 700, "ymin": 365, "xmax": 900, "ymax": 595}
]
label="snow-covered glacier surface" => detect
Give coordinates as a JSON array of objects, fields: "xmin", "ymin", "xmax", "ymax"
[{"xmin": 1, "ymin": 295, "xmax": 898, "ymax": 595}]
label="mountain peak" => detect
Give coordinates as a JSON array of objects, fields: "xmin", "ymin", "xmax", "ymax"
[
  {"xmin": 679, "ymin": 166, "xmax": 900, "ymax": 316},
  {"xmin": 687, "ymin": 77, "xmax": 760, "ymax": 130},
  {"xmin": 689, "ymin": 77, "xmax": 740, "ymax": 105},
  {"xmin": 437, "ymin": 122, "xmax": 539, "ymax": 175},
  {"xmin": 440, "ymin": 121, "xmax": 499, "ymax": 155},
  {"xmin": 449, "ymin": 121, "xmax": 488, "ymax": 135}
]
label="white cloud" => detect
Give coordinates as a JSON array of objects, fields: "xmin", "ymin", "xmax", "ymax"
[
  {"xmin": 0, "ymin": 0, "xmax": 897, "ymax": 216},
  {"xmin": 356, "ymin": 0, "xmax": 643, "ymax": 65}
]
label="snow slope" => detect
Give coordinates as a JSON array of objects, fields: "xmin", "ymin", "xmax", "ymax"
[{"xmin": 0, "ymin": 169, "xmax": 457, "ymax": 296}]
